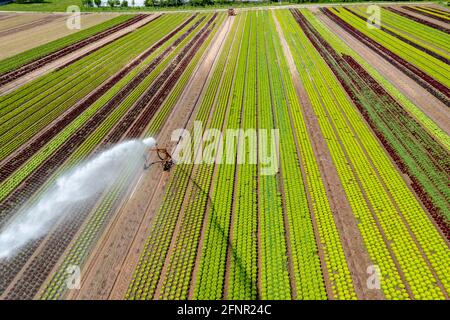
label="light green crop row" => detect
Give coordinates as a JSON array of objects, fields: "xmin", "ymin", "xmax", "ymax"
[
  {"xmin": 256, "ymin": 11, "xmax": 291, "ymax": 300},
  {"xmin": 351, "ymin": 6, "xmax": 450, "ymax": 58},
  {"xmin": 193, "ymin": 13, "xmax": 248, "ymax": 300}
]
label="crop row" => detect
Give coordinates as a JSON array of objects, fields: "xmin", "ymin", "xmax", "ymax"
[
  {"xmin": 343, "ymin": 7, "xmax": 449, "ymax": 64},
  {"xmin": 376, "ymin": 7, "xmax": 450, "ymax": 50},
  {"xmin": 0, "ymin": 13, "xmax": 205, "ymax": 294},
  {"xmin": 418, "ymin": 6, "xmax": 450, "ymax": 17},
  {"xmin": 127, "ymin": 12, "xmax": 240, "ymax": 301},
  {"xmin": 321, "ymin": 8, "xmax": 450, "ymax": 106},
  {"xmin": 305, "ymin": 8, "xmax": 450, "ymax": 297},
  {"xmin": 385, "ymin": 7, "xmax": 450, "ymax": 34},
  {"xmin": 126, "ymin": 12, "xmax": 233, "ymax": 300},
  {"xmin": 226, "ymin": 12, "xmax": 258, "ymax": 300},
  {"xmin": 304, "ymin": 9, "xmax": 450, "ymax": 153},
  {"xmin": 1, "ymin": 13, "xmax": 218, "ymax": 300},
  {"xmin": 256, "ymin": 11, "xmax": 291, "ymax": 300},
  {"xmin": 151, "ymin": 17, "xmax": 235, "ymax": 300},
  {"xmin": 271, "ymin": 10, "xmax": 357, "ymax": 300},
  {"xmin": 342, "ymin": 55, "xmax": 450, "ymax": 237},
  {"xmin": 191, "ymin": 14, "xmax": 248, "ymax": 301},
  {"xmin": 0, "ymin": 14, "xmax": 151, "ymax": 86},
  {"xmin": 265, "ymin": 11, "xmax": 327, "ymax": 299},
  {"xmin": 0, "ymin": 14, "xmax": 134, "ymax": 74},
  {"xmin": 328, "ymin": 7, "xmax": 450, "ymax": 89},
  {"xmin": 403, "ymin": 6, "xmax": 450, "ymax": 23}
]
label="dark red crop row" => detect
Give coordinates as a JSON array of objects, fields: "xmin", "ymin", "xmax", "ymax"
[
  {"xmin": 0, "ymin": 14, "xmax": 217, "ymax": 300},
  {"xmin": 321, "ymin": 7, "xmax": 450, "ymax": 107},
  {"xmin": 385, "ymin": 7, "xmax": 450, "ymax": 34},
  {"xmin": 0, "ymin": 14, "xmax": 152, "ymax": 87}
]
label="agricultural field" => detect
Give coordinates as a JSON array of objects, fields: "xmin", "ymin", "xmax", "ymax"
[{"xmin": 0, "ymin": 2, "xmax": 448, "ymax": 302}]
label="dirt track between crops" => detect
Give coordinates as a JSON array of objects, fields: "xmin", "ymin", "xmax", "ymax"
[
  {"xmin": 63, "ymin": 16, "xmax": 232, "ymax": 300},
  {"xmin": 272, "ymin": 9, "xmax": 385, "ymax": 300},
  {"xmin": 314, "ymin": 9, "xmax": 450, "ymax": 137},
  {"xmin": 0, "ymin": 14, "xmax": 158, "ymax": 96}
]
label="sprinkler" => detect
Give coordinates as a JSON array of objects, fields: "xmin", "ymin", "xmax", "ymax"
[{"xmin": 143, "ymin": 144, "xmax": 175, "ymax": 172}]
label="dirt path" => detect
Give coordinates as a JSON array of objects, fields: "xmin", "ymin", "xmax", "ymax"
[
  {"xmin": 66, "ymin": 17, "xmax": 231, "ymax": 300},
  {"xmin": 272, "ymin": 9, "xmax": 384, "ymax": 300},
  {"xmin": 0, "ymin": 14, "xmax": 159, "ymax": 96},
  {"xmin": 316, "ymin": 11, "xmax": 450, "ymax": 137}
]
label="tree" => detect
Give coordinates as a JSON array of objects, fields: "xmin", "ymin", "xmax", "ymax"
[
  {"xmin": 14, "ymin": 0, "xmax": 45, "ymax": 3},
  {"xmin": 121, "ymin": 0, "xmax": 128, "ymax": 6},
  {"xmin": 82, "ymin": 0, "xmax": 94, "ymax": 6},
  {"xmin": 108, "ymin": 0, "xmax": 115, "ymax": 7},
  {"xmin": 94, "ymin": 0, "xmax": 102, "ymax": 7},
  {"xmin": 114, "ymin": 0, "xmax": 121, "ymax": 6}
]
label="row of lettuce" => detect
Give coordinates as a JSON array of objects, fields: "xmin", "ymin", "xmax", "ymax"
[{"xmin": 126, "ymin": 8, "xmax": 449, "ymax": 300}]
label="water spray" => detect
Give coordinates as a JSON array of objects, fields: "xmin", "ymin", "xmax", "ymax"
[{"xmin": 0, "ymin": 138, "xmax": 156, "ymax": 260}]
